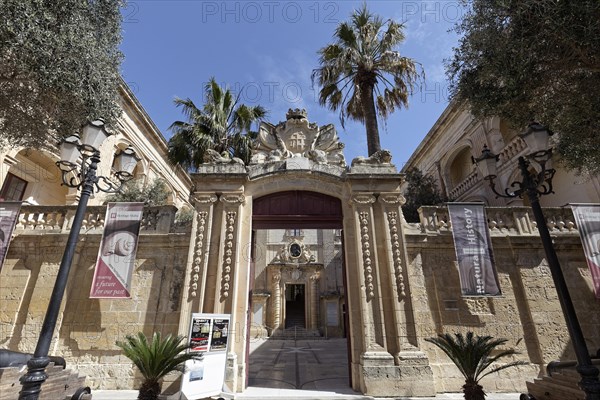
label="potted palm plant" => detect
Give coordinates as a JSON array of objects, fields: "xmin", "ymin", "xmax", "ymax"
[
  {"xmin": 425, "ymin": 331, "xmax": 526, "ymax": 400},
  {"xmin": 116, "ymin": 332, "xmax": 202, "ymax": 400}
]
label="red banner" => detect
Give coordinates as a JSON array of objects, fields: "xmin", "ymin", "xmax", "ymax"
[
  {"xmin": 90, "ymin": 202, "xmax": 144, "ymax": 298},
  {"xmin": 0, "ymin": 202, "xmax": 22, "ymax": 271},
  {"xmin": 571, "ymin": 204, "xmax": 600, "ymax": 299},
  {"xmin": 448, "ymin": 203, "xmax": 502, "ymax": 297}
]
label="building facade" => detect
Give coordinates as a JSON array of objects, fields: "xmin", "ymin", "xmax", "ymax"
[
  {"xmin": 401, "ymin": 100, "xmax": 600, "ymax": 206},
  {"xmin": 0, "ymin": 81, "xmax": 192, "ymax": 208},
  {"xmin": 1, "ymin": 102, "xmax": 599, "ymax": 397}
]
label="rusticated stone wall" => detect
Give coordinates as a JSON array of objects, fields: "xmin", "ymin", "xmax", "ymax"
[{"xmin": 0, "ymin": 205, "xmax": 190, "ymax": 390}]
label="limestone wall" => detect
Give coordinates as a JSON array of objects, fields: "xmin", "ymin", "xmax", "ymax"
[
  {"xmin": 2, "ymin": 202, "xmax": 599, "ymax": 395},
  {"xmin": 409, "ymin": 206, "xmax": 600, "ymax": 393},
  {"xmin": 0, "ymin": 205, "xmax": 190, "ymax": 390}
]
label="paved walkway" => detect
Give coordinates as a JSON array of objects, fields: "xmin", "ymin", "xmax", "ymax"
[{"xmin": 93, "ymin": 338, "xmax": 524, "ymax": 400}]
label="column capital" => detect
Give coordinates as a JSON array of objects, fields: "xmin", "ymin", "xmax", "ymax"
[
  {"xmin": 378, "ymin": 192, "xmax": 406, "ymax": 206},
  {"xmin": 350, "ymin": 192, "xmax": 377, "ymax": 206},
  {"xmin": 194, "ymin": 192, "xmax": 218, "ymax": 204},
  {"xmin": 220, "ymin": 192, "xmax": 245, "ymax": 205}
]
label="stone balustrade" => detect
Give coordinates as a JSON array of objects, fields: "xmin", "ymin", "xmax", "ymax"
[
  {"xmin": 416, "ymin": 205, "xmax": 579, "ymax": 235},
  {"xmin": 448, "ymin": 170, "xmax": 478, "ymax": 199},
  {"xmin": 499, "ymin": 135, "xmax": 527, "ymax": 163},
  {"xmin": 15, "ymin": 205, "xmax": 182, "ymax": 234}
]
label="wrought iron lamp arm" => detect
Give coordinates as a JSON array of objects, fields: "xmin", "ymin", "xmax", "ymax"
[
  {"xmin": 56, "ymin": 148, "xmax": 132, "ymax": 194},
  {"xmin": 487, "ymin": 155, "xmax": 555, "ymax": 200}
]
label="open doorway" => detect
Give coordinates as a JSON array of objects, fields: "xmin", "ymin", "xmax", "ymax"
[
  {"xmin": 246, "ymin": 191, "xmax": 353, "ymax": 393},
  {"xmin": 285, "ymin": 284, "xmax": 305, "ymax": 328}
]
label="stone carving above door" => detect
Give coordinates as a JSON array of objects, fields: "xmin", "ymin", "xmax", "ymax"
[
  {"xmin": 250, "ymin": 109, "xmax": 346, "ymax": 167},
  {"xmin": 272, "ymin": 239, "xmax": 315, "ymax": 264}
]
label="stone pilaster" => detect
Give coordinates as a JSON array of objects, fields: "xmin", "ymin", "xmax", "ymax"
[
  {"xmin": 177, "ymin": 192, "xmax": 218, "ymax": 337},
  {"xmin": 309, "ymin": 272, "xmax": 319, "ymax": 329},
  {"xmin": 270, "ymin": 270, "xmax": 282, "ymax": 333},
  {"xmin": 375, "ymin": 192, "xmax": 435, "ymax": 396}
]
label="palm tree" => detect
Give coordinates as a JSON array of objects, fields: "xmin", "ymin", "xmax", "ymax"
[
  {"xmin": 312, "ymin": 4, "xmax": 422, "ymax": 156},
  {"xmin": 425, "ymin": 332, "xmax": 526, "ymax": 400},
  {"xmin": 167, "ymin": 77, "xmax": 267, "ymax": 169},
  {"xmin": 116, "ymin": 332, "xmax": 201, "ymax": 400}
]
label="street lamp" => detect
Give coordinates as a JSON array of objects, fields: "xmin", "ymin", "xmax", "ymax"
[
  {"xmin": 472, "ymin": 122, "xmax": 600, "ymax": 399},
  {"xmin": 19, "ymin": 120, "xmax": 140, "ymax": 400}
]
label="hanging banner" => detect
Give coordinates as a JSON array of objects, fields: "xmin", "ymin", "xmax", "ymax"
[
  {"xmin": 90, "ymin": 202, "xmax": 144, "ymax": 298},
  {"xmin": 571, "ymin": 204, "xmax": 600, "ymax": 299},
  {"xmin": 181, "ymin": 313, "xmax": 231, "ymax": 400},
  {"xmin": 0, "ymin": 202, "xmax": 22, "ymax": 271},
  {"xmin": 448, "ymin": 203, "xmax": 501, "ymax": 296}
]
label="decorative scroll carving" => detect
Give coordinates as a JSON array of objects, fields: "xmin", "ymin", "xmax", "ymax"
[
  {"xmin": 189, "ymin": 211, "xmax": 208, "ymax": 297},
  {"xmin": 194, "ymin": 194, "xmax": 218, "ymax": 204},
  {"xmin": 250, "ymin": 109, "xmax": 346, "ymax": 167},
  {"xmin": 221, "ymin": 211, "xmax": 237, "ymax": 299},
  {"xmin": 220, "ymin": 193, "xmax": 245, "ymax": 205},
  {"xmin": 387, "ymin": 211, "xmax": 406, "ymax": 299},
  {"xmin": 379, "ymin": 194, "xmax": 406, "ymax": 205},
  {"xmin": 272, "ymin": 239, "xmax": 315, "ymax": 264},
  {"xmin": 351, "ymin": 193, "xmax": 377, "ymax": 205},
  {"xmin": 359, "ymin": 211, "xmax": 375, "ymax": 299}
]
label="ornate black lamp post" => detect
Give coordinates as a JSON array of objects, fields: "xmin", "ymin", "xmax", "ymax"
[
  {"xmin": 472, "ymin": 123, "xmax": 600, "ymax": 399},
  {"xmin": 19, "ymin": 120, "xmax": 139, "ymax": 400}
]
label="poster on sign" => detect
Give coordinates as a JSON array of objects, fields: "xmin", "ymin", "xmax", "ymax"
[
  {"xmin": 448, "ymin": 203, "xmax": 502, "ymax": 297},
  {"xmin": 190, "ymin": 317, "xmax": 211, "ymax": 351},
  {"xmin": 180, "ymin": 313, "xmax": 231, "ymax": 400},
  {"xmin": 90, "ymin": 202, "xmax": 144, "ymax": 298}
]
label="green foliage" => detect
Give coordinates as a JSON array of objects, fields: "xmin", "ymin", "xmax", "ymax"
[
  {"xmin": 447, "ymin": 0, "xmax": 600, "ymax": 175},
  {"xmin": 425, "ymin": 332, "xmax": 526, "ymax": 400},
  {"xmin": 312, "ymin": 4, "xmax": 423, "ymax": 156},
  {"xmin": 0, "ymin": 0, "xmax": 123, "ymax": 150},
  {"xmin": 402, "ymin": 168, "xmax": 447, "ymax": 223},
  {"xmin": 167, "ymin": 77, "xmax": 267, "ymax": 169},
  {"xmin": 106, "ymin": 179, "xmax": 170, "ymax": 206},
  {"xmin": 174, "ymin": 207, "xmax": 195, "ymax": 225},
  {"xmin": 116, "ymin": 332, "xmax": 201, "ymax": 400}
]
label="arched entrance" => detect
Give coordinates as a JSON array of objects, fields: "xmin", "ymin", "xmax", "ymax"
[
  {"xmin": 178, "ymin": 110, "xmax": 435, "ymax": 397},
  {"xmin": 247, "ymin": 191, "xmax": 352, "ymax": 392}
]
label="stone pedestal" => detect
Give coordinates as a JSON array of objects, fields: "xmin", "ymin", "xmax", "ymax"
[{"xmin": 360, "ymin": 351, "xmax": 435, "ymax": 397}]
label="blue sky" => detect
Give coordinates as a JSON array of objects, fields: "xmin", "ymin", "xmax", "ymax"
[{"xmin": 120, "ymin": 1, "xmax": 463, "ymax": 167}]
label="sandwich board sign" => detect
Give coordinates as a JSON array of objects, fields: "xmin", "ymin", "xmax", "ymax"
[{"xmin": 180, "ymin": 313, "xmax": 231, "ymax": 400}]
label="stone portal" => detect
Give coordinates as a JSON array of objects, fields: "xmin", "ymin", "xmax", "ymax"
[{"xmin": 178, "ymin": 110, "xmax": 435, "ymax": 397}]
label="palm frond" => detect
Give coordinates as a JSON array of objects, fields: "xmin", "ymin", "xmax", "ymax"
[
  {"xmin": 168, "ymin": 77, "xmax": 269, "ymax": 168},
  {"xmin": 425, "ymin": 331, "xmax": 525, "ymax": 387},
  {"xmin": 313, "ymin": 3, "xmax": 423, "ymax": 155},
  {"xmin": 116, "ymin": 332, "xmax": 202, "ymax": 382}
]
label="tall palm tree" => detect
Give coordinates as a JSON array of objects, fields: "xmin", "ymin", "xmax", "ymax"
[
  {"xmin": 167, "ymin": 77, "xmax": 267, "ymax": 169},
  {"xmin": 312, "ymin": 4, "xmax": 422, "ymax": 156},
  {"xmin": 116, "ymin": 332, "xmax": 201, "ymax": 400},
  {"xmin": 425, "ymin": 332, "xmax": 526, "ymax": 400}
]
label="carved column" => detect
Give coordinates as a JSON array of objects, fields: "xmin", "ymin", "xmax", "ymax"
[
  {"xmin": 178, "ymin": 193, "xmax": 218, "ymax": 336},
  {"xmin": 272, "ymin": 270, "xmax": 282, "ymax": 332},
  {"xmin": 378, "ymin": 193, "xmax": 415, "ymax": 355},
  {"xmin": 217, "ymin": 192, "xmax": 245, "ymax": 312},
  {"xmin": 350, "ymin": 193, "xmax": 388, "ymax": 353},
  {"xmin": 310, "ymin": 272, "xmax": 320, "ymax": 330}
]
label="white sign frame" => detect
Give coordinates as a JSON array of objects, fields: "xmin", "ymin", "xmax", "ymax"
[{"xmin": 180, "ymin": 313, "xmax": 231, "ymax": 400}]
